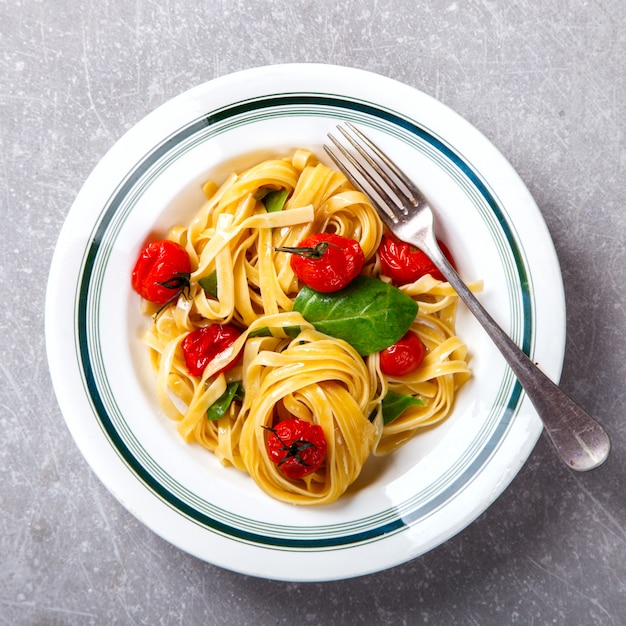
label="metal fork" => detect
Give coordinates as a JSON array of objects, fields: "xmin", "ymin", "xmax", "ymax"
[{"xmin": 325, "ymin": 123, "xmax": 610, "ymax": 471}]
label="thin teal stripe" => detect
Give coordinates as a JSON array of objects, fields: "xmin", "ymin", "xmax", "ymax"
[{"xmin": 77, "ymin": 93, "xmax": 533, "ymax": 550}]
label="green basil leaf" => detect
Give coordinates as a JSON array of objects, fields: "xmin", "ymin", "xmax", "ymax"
[
  {"xmin": 198, "ymin": 271, "xmax": 218, "ymax": 298},
  {"xmin": 262, "ymin": 189, "xmax": 289, "ymax": 213},
  {"xmin": 247, "ymin": 325, "xmax": 302, "ymax": 339},
  {"xmin": 207, "ymin": 382, "xmax": 243, "ymax": 421},
  {"xmin": 247, "ymin": 326, "xmax": 272, "ymax": 338},
  {"xmin": 381, "ymin": 390, "xmax": 424, "ymax": 425},
  {"xmin": 292, "ymin": 275, "xmax": 418, "ymax": 356}
]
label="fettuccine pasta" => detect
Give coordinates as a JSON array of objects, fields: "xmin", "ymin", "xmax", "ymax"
[{"xmin": 137, "ymin": 150, "xmax": 478, "ymax": 505}]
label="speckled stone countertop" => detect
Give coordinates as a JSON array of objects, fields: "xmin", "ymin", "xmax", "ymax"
[{"xmin": 2, "ymin": 1, "xmax": 625, "ymax": 624}]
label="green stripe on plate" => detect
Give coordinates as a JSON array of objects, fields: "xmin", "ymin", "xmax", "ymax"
[{"xmin": 76, "ymin": 93, "xmax": 533, "ymax": 550}]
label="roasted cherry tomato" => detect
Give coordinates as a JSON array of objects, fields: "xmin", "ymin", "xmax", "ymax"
[
  {"xmin": 277, "ymin": 233, "xmax": 365, "ymax": 293},
  {"xmin": 181, "ymin": 324, "xmax": 242, "ymax": 377},
  {"xmin": 131, "ymin": 240, "xmax": 191, "ymax": 305},
  {"xmin": 378, "ymin": 232, "xmax": 455, "ymax": 284},
  {"xmin": 264, "ymin": 417, "xmax": 327, "ymax": 479},
  {"xmin": 379, "ymin": 331, "xmax": 426, "ymax": 377}
]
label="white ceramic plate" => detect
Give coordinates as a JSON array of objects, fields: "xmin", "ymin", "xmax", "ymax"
[{"xmin": 45, "ymin": 64, "xmax": 565, "ymax": 581}]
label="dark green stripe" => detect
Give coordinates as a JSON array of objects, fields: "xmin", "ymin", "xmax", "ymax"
[{"xmin": 77, "ymin": 93, "xmax": 531, "ymax": 549}]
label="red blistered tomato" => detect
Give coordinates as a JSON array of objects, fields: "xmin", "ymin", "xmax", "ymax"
[
  {"xmin": 131, "ymin": 240, "xmax": 191, "ymax": 305},
  {"xmin": 181, "ymin": 324, "xmax": 242, "ymax": 377},
  {"xmin": 379, "ymin": 232, "xmax": 455, "ymax": 284},
  {"xmin": 278, "ymin": 233, "xmax": 365, "ymax": 293},
  {"xmin": 264, "ymin": 417, "xmax": 327, "ymax": 479},
  {"xmin": 379, "ymin": 331, "xmax": 426, "ymax": 377}
]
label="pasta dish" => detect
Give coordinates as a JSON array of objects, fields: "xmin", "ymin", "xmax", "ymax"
[{"xmin": 131, "ymin": 149, "xmax": 478, "ymax": 505}]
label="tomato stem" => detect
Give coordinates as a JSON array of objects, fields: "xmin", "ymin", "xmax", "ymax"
[
  {"xmin": 274, "ymin": 241, "xmax": 338, "ymax": 259},
  {"xmin": 156, "ymin": 272, "xmax": 191, "ymax": 291},
  {"xmin": 262, "ymin": 425, "xmax": 316, "ymax": 467},
  {"xmin": 153, "ymin": 271, "xmax": 191, "ymax": 318}
]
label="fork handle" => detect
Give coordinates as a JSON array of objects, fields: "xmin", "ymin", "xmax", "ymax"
[{"xmin": 416, "ymin": 230, "xmax": 611, "ymax": 471}]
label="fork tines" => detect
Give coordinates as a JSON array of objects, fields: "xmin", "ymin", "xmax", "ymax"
[{"xmin": 324, "ymin": 123, "xmax": 423, "ymax": 225}]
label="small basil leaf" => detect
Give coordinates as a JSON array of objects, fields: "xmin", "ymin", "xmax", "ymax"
[
  {"xmin": 381, "ymin": 390, "xmax": 424, "ymax": 425},
  {"xmin": 247, "ymin": 326, "xmax": 272, "ymax": 338},
  {"xmin": 207, "ymin": 382, "xmax": 243, "ymax": 421},
  {"xmin": 254, "ymin": 188, "xmax": 270, "ymax": 200},
  {"xmin": 198, "ymin": 272, "xmax": 218, "ymax": 298},
  {"xmin": 292, "ymin": 275, "xmax": 418, "ymax": 355},
  {"xmin": 262, "ymin": 189, "xmax": 289, "ymax": 213},
  {"xmin": 248, "ymin": 325, "xmax": 302, "ymax": 339}
]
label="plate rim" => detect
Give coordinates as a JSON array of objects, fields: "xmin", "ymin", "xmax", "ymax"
[{"xmin": 45, "ymin": 63, "xmax": 565, "ymax": 581}]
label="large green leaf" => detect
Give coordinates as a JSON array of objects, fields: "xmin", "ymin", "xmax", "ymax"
[{"xmin": 292, "ymin": 275, "xmax": 418, "ymax": 356}]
